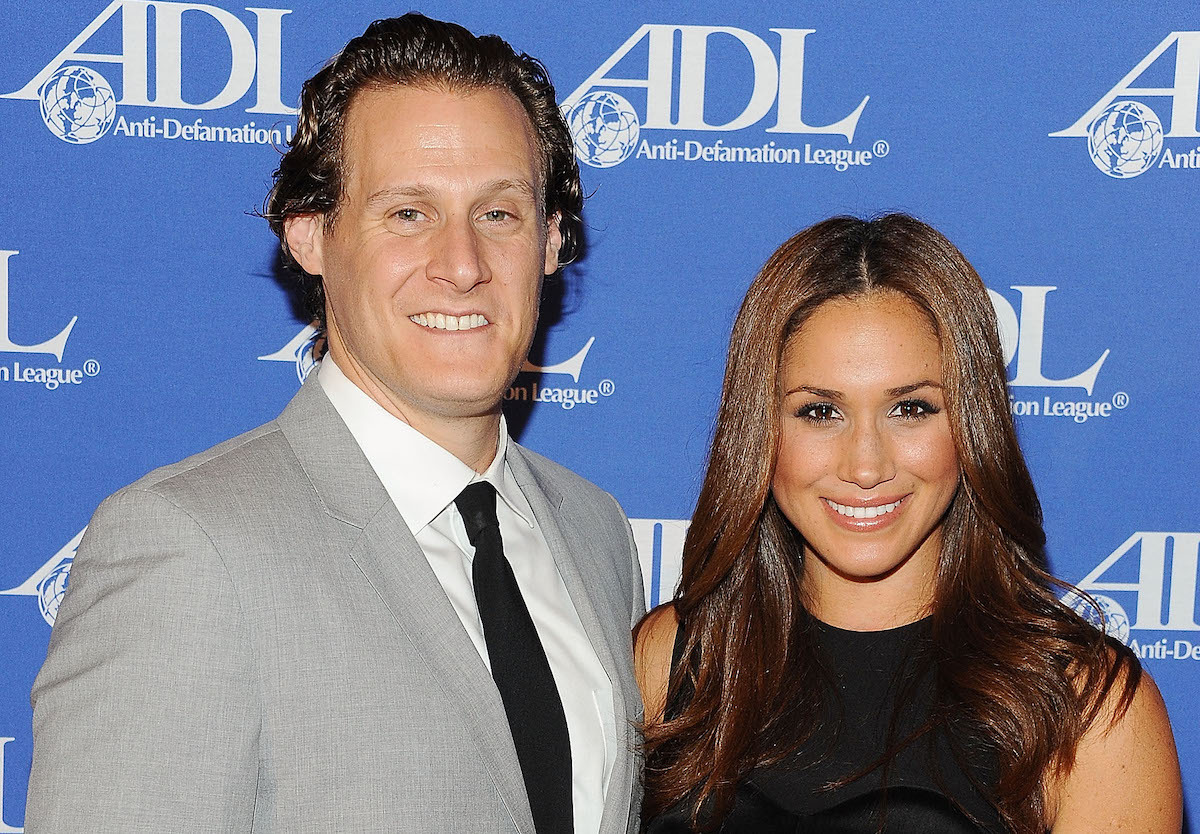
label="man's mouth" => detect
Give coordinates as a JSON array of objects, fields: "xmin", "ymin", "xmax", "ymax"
[{"xmin": 409, "ymin": 313, "xmax": 489, "ymax": 331}]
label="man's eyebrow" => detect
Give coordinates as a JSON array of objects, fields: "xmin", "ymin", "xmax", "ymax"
[
  {"xmin": 483, "ymin": 178, "xmax": 538, "ymax": 199},
  {"xmin": 783, "ymin": 381, "xmax": 942, "ymax": 398},
  {"xmin": 365, "ymin": 184, "xmax": 436, "ymax": 208},
  {"xmin": 364, "ymin": 179, "xmax": 538, "ymax": 209}
]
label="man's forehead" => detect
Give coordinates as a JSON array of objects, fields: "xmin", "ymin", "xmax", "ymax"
[{"xmin": 340, "ymin": 81, "xmax": 546, "ymax": 188}]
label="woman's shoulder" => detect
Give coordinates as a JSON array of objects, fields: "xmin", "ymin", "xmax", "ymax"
[
  {"xmin": 1046, "ymin": 659, "xmax": 1181, "ymax": 832},
  {"xmin": 634, "ymin": 602, "xmax": 681, "ymax": 724},
  {"xmin": 635, "ymin": 601, "xmax": 680, "ymax": 643}
]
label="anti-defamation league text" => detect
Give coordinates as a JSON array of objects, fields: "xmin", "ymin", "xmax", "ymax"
[
  {"xmin": 112, "ymin": 115, "xmax": 294, "ymax": 146},
  {"xmin": 1, "ymin": 359, "xmax": 99, "ymax": 389},
  {"xmin": 636, "ymin": 138, "xmax": 882, "ymax": 170}
]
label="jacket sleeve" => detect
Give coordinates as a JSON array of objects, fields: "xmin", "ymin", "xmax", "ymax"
[
  {"xmin": 624, "ymin": 511, "xmax": 647, "ymax": 630},
  {"xmin": 25, "ymin": 487, "xmax": 259, "ymax": 833},
  {"xmin": 604, "ymin": 492, "xmax": 646, "ymax": 631}
]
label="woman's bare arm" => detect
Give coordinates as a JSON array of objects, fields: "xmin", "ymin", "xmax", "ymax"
[
  {"xmin": 1049, "ymin": 670, "xmax": 1182, "ymax": 833},
  {"xmin": 633, "ymin": 603, "xmax": 680, "ymax": 725}
]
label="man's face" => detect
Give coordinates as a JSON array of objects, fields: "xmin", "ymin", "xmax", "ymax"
[{"xmin": 287, "ymin": 84, "xmax": 561, "ymax": 425}]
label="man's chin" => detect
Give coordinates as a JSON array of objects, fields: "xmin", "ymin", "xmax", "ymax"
[{"xmin": 412, "ymin": 385, "xmax": 511, "ymax": 421}]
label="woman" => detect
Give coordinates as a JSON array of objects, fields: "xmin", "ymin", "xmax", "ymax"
[{"xmin": 635, "ymin": 214, "xmax": 1181, "ymax": 833}]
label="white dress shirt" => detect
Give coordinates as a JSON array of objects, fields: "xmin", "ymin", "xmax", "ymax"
[{"xmin": 319, "ymin": 357, "xmax": 615, "ymax": 834}]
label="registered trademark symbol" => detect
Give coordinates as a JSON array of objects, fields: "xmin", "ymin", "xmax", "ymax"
[
  {"xmin": 1112, "ymin": 391, "xmax": 1129, "ymax": 409},
  {"xmin": 873, "ymin": 140, "xmax": 890, "ymax": 157},
  {"xmin": 83, "ymin": 359, "xmax": 101, "ymax": 377},
  {"xmin": 598, "ymin": 379, "xmax": 615, "ymax": 397}
]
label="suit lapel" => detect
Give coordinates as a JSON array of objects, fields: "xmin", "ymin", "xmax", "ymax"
[
  {"xmin": 349, "ymin": 510, "xmax": 536, "ymax": 833},
  {"xmin": 276, "ymin": 375, "xmax": 536, "ymax": 834},
  {"xmin": 506, "ymin": 446, "xmax": 637, "ymax": 834}
]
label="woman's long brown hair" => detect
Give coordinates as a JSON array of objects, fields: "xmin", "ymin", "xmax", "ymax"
[{"xmin": 641, "ymin": 214, "xmax": 1140, "ymax": 833}]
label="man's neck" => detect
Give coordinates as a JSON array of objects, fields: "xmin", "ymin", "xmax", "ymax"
[
  {"xmin": 401, "ymin": 410, "xmax": 501, "ymax": 474},
  {"xmin": 325, "ymin": 346, "xmax": 501, "ymax": 474}
]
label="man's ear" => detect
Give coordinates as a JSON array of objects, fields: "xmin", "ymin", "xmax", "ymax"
[
  {"xmin": 284, "ymin": 214, "xmax": 324, "ymax": 276},
  {"xmin": 544, "ymin": 212, "xmax": 564, "ymax": 275}
]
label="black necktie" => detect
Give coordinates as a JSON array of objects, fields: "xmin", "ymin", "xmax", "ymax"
[{"xmin": 455, "ymin": 481, "xmax": 573, "ymax": 834}]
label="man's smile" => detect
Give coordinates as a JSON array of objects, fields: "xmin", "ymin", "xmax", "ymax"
[{"xmin": 408, "ymin": 312, "xmax": 490, "ymax": 331}]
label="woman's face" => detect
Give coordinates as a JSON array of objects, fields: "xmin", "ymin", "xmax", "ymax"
[{"xmin": 771, "ymin": 291, "xmax": 959, "ymax": 625}]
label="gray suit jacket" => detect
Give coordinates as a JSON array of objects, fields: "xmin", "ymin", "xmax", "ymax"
[{"xmin": 26, "ymin": 374, "xmax": 646, "ymax": 833}]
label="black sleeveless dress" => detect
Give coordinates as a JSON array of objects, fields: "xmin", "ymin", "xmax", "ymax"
[{"xmin": 644, "ymin": 617, "xmax": 1008, "ymax": 833}]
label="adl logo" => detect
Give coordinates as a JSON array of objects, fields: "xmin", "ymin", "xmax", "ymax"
[
  {"xmin": 562, "ymin": 25, "xmax": 882, "ymax": 171},
  {"xmin": 1, "ymin": 0, "xmax": 297, "ymax": 146},
  {"xmin": 0, "ymin": 250, "xmax": 101, "ymax": 390},
  {"xmin": 1051, "ymin": 32, "xmax": 1200, "ymax": 178},
  {"xmin": 0, "ymin": 736, "xmax": 24, "ymax": 832},
  {"xmin": 1065, "ymin": 532, "xmax": 1200, "ymax": 662},
  {"xmin": 0, "ymin": 528, "xmax": 85, "ymax": 627}
]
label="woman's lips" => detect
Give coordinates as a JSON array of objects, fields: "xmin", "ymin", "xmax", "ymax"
[{"xmin": 821, "ymin": 495, "xmax": 908, "ymax": 530}]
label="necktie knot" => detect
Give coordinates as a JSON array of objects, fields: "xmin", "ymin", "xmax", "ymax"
[{"xmin": 455, "ymin": 481, "xmax": 499, "ymax": 546}]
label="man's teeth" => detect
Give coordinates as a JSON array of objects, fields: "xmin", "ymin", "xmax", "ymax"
[
  {"xmin": 409, "ymin": 313, "xmax": 489, "ymax": 331},
  {"xmin": 825, "ymin": 498, "xmax": 903, "ymax": 519}
]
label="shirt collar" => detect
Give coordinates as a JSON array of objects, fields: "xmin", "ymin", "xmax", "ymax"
[
  {"xmin": 317, "ymin": 355, "xmax": 535, "ymax": 533},
  {"xmin": 481, "ymin": 426, "xmax": 537, "ymax": 530}
]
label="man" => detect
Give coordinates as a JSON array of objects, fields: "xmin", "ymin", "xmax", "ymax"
[{"xmin": 25, "ymin": 14, "xmax": 644, "ymax": 834}]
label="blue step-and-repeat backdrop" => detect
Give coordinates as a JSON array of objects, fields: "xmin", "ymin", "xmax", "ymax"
[{"xmin": 1, "ymin": 1, "xmax": 1197, "ymax": 828}]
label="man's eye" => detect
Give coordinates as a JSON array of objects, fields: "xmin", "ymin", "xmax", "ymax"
[
  {"xmin": 481, "ymin": 209, "xmax": 512, "ymax": 222},
  {"xmin": 394, "ymin": 208, "xmax": 424, "ymax": 221}
]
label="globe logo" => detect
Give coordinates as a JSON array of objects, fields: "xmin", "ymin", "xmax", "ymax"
[
  {"xmin": 38, "ymin": 65, "xmax": 117, "ymax": 145},
  {"xmin": 1063, "ymin": 590, "xmax": 1131, "ymax": 645},
  {"xmin": 294, "ymin": 328, "xmax": 325, "ymax": 383},
  {"xmin": 1086, "ymin": 100, "xmax": 1164, "ymax": 179},
  {"xmin": 564, "ymin": 91, "xmax": 640, "ymax": 169},
  {"xmin": 36, "ymin": 559, "xmax": 74, "ymax": 627}
]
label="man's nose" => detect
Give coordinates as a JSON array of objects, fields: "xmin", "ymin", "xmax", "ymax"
[
  {"xmin": 428, "ymin": 216, "xmax": 487, "ymax": 291},
  {"xmin": 838, "ymin": 420, "xmax": 896, "ymax": 490}
]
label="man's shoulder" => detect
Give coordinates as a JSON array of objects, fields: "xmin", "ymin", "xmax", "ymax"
[
  {"xmin": 139, "ymin": 418, "xmax": 289, "ymax": 485},
  {"xmin": 114, "ymin": 416, "xmax": 304, "ymax": 518}
]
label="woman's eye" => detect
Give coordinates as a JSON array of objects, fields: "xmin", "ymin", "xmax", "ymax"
[
  {"xmin": 796, "ymin": 402, "xmax": 840, "ymax": 423},
  {"xmin": 892, "ymin": 399, "xmax": 940, "ymax": 420}
]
